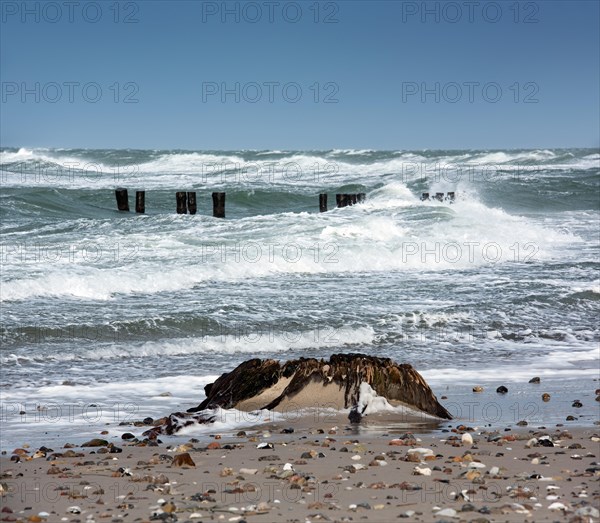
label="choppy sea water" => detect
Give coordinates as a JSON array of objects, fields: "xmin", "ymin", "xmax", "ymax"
[{"xmin": 1, "ymin": 147, "xmax": 598, "ymax": 448}]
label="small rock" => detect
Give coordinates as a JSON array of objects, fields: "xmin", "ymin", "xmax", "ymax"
[
  {"xmin": 572, "ymin": 400, "xmax": 583, "ymax": 408},
  {"xmin": 575, "ymin": 506, "xmax": 600, "ymax": 518},
  {"xmin": 172, "ymin": 452, "xmax": 195, "ymax": 467},
  {"xmin": 566, "ymin": 415, "xmax": 576, "ymax": 421},
  {"xmin": 435, "ymin": 507, "xmax": 458, "ymax": 518},
  {"xmin": 516, "ymin": 420, "xmax": 528, "ymax": 426},
  {"xmin": 121, "ymin": 432, "xmax": 136, "ymax": 440},
  {"xmin": 539, "ymin": 438, "xmax": 555, "ymax": 447},
  {"xmin": 548, "ymin": 501, "xmax": 568, "ymax": 511},
  {"xmin": 529, "ymin": 377, "xmax": 540, "ymax": 384},
  {"xmin": 461, "ymin": 433, "xmax": 473, "ymax": 446},
  {"xmin": 496, "ymin": 386, "xmax": 508, "ymax": 394},
  {"xmin": 81, "ymin": 438, "xmax": 108, "ymax": 447},
  {"xmin": 413, "ymin": 466, "xmax": 432, "ymax": 476},
  {"xmin": 473, "ymin": 386, "xmax": 484, "ymax": 393},
  {"xmin": 542, "ymin": 393, "xmax": 551, "ymax": 402}
]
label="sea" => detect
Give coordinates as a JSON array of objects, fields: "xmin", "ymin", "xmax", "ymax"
[{"xmin": 1, "ymin": 147, "xmax": 598, "ymax": 449}]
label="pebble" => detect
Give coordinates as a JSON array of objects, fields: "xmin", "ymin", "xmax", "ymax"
[
  {"xmin": 529, "ymin": 377, "xmax": 541, "ymax": 383},
  {"xmin": 525, "ymin": 438, "xmax": 538, "ymax": 448},
  {"xmin": 435, "ymin": 507, "xmax": 458, "ymax": 518},
  {"xmin": 548, "ymin": 501, "xmax": 568, "ymax": 511},
  {"xmin": 468, "ymin": 461, "xmax": 486, "ymax": 469},
  {"xmin": 472, "ymin": 386, "xmax": 484, "ymax": 393},
  {"xmin": 413, "ymin": 466, "xmax": 432, "ymax": 476},
  {"xmin": 81, "ymin": 438, "xmax": 108, "ymax": 447},
  {"xmin": 172, "ymin": 452, "xmax": 195, "ymax": 467},
  {"xmin": 496, "ymin": 386, "xmax": 508, "ymax": 394},
  {"xmin": 572, "ymin": 400, "xmax": 583, "ymax": 408},
  {"xmin": 542, "ymin": 393, "xmax": 551, "ymax": 402},
  {"xmin": 575, "ymin": 507, "xmax": 600, "ymax": 518},
  {"xmin": 461, "ymin": 433, "xmax": 473, "ymax": 446}
]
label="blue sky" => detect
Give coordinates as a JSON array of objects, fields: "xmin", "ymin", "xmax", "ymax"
[{"xmin": 1, "ymin": 0, "xmax": 599, "ymax": 149}]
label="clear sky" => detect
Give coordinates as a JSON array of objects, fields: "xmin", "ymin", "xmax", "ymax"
[{"xmin": 1, "ymin": 0, "xmax": 599, "ymax": 150}]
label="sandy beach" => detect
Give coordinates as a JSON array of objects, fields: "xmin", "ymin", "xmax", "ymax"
[{"xmin": 2, "ymin": 409, "xmax": 599, "ymax": 523}]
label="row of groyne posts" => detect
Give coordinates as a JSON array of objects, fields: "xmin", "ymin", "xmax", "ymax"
[
  {"xmin": 114, "ymin": 189, "xmax": 367, "ymax": 216},
  {"xmin": 421, "ymin": 191, "xmax": 456, "ymax": 202}
]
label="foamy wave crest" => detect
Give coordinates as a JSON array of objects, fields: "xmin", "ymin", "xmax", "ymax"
[
  {"xmin": 1, "ymin": 181, "xmax": 581, "ymax": 301},
  {"xmin": 0, "ymin": 326, "xmax": 376, "ymax": 365}
]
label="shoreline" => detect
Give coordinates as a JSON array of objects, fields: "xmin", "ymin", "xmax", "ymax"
[{"xmin": 2, "ymin": 375, "xmax": 598, "ymax": 453}]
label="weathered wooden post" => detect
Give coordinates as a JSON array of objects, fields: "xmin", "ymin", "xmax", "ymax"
[
  {"xmin": 176, "ymin": 192, "xmax": 187, "ymax": 214},
  {"xmin": 115, "ymin": 188, "xmax": 130, "ymax": 212},
  {"xmin": 421, "ymin": 192, "xmax": 429, "ymax": 201},
  {"xmin": 212, "ymin": 192, "xmax": 225, "ymax": 218},
  {"xmin": 357, "ymin": 193, "xmax": 366, "ymax": 203},
  {"xmin": 135, "ymin": 191, "xmax": 145, "ymax": 213},
  {"xmin": 187, "ymin": 192, "xmax": 197, "ymax": 215},
  {"xmin": 319, "ymin": 193, "xmax": 327, "ymax": 212},
  {"xmin": 446, "ymin": 191, "xmax": 456, "ymax": 202},
  {"xmin": 435, "ymin": 192, "xmax": 444, "ymax": 202}
]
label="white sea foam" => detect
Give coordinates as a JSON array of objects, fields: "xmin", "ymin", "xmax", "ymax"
[
  {"xmin": 421, "ymin": 346, "xmax": 599, "ymax": 384},
  {"xmin": 3, "ymin": 148, "xmax": 596, "ymax": 190},
  {"xmin": 1, "ymin": 179, "xmax": 581, "ymax": 302},
  {"xmin": 0, "ymin": 326, "xmax": 376, "ymax": 365}
]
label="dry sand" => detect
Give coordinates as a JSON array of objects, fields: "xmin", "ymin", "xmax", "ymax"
[{"xmin": 1, "ymin": 419, "xmax": 599, "ymax": 523}]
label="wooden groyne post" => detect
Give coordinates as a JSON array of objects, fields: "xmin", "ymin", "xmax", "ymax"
[
  {"xmin": 187, "ymin": 192, "xmax": 197, "ymax": 215},
  {"xmin": 135, "ymin": 191, "xmax": 145, "ymax": 213},
  {"xmin": 319, "ymin": 193, "xmax": 328, "ymax": 212},
  {"xmin": 115, "ymin": 188, "xmax": 130, "ymax": 212},
  {"xmin": 176, "ymin": 192, "xmax": 187, "ymax": 214},
  {"xmin": 335, "ymin": 193, "xmax": 365, "ymax": 208},
  {"xmin": 212, "ymin": 192, "xmax": 226, "ymax": 218},
  {"xmin": 421, "ymin": 192, "xmax": 456, "ymax": 203}
]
